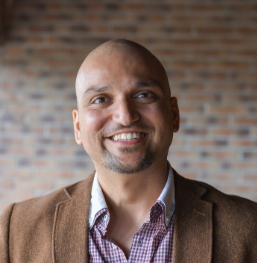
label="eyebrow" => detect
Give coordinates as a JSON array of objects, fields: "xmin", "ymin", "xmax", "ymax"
[
  {"xmin": 135, "ymin": 79, "xmax": 163, "ymax": 90},
  {"xmin": 82, "ymin": 86, "xmax": 109, "ymax": 98},
  {"xmin": 82, "ymin": 78, "xmax": 163, "ymax": 98}
]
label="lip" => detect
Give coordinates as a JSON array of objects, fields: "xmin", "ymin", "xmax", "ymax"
[
  {"xmin": 106, "ymin": 136, "xmax": 147, "ymax": 146},
  {"xmin": 105, "ymin": 131, "xmax": 149, "ymax": 145},
  {"xmin": 105, "ymin": 129, "xmax": 149, "ymax": 138}
]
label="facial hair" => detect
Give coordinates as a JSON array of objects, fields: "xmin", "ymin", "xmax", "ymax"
[{"xmin": 102, "ymin": 144, "xmax": 155, "ymax": 174}]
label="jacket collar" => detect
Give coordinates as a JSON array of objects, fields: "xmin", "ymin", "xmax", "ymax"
[
  {"xmin": 52, "ymin": 173, "xmax": 94, "ymax": 263},
  {"xmin": 172, "ymin": 169, "xmax": 213, "ymax": 263}
]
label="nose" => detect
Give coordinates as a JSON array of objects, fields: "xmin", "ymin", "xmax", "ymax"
[{"xmin": 112, "ymin": 98, "xmax": 140, "ymax": 126}]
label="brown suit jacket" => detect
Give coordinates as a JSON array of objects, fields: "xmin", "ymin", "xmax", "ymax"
[{"xmin": 1, "ymin": 170, "xmax": 257, "ymax": 263}]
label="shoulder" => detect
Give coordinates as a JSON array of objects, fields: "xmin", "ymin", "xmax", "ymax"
[
  {"xmin": 1, "ymin": 173, "xmax": 95, "ymax": 225},
  {"xmin": 174, "ymin": 170, "xmax": 257, "ymax": 234},
  {"xmin": 0, "ymin": 173, "xmax": 95, "ymax": 261},
  {"xmin": 174, "ymin": 169, "xmax": 257, "ymax": 210}
]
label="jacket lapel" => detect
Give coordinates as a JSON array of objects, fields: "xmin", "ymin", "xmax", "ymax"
[
  {"xmin": 52, "ymin": 174, "xmax": 94, "ymax": 263},
  {"xmin": 172, "ymin": 171, "xmax": 213, "ymax": 263}
]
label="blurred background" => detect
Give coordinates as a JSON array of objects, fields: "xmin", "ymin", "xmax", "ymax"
[{"xmin": 0, "ymin": 0, "xmax": 257, "ymax": 213}]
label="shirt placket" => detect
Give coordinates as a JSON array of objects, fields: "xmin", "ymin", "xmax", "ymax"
[
  {"xmin": 97, "ymin": 212, "xmax": 128, "ymax": 262},
  {"xmin": 128, "ymin": 215, "xmax": 167, "ymax": 263}
]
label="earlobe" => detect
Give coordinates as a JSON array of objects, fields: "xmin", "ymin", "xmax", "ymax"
[
  {"xmin": 170, "ymin": 97, "xmax": 180, "ymax": 133},
  {"xmin": 72, "ymin": 109, "xmax": 82, "ymax": 145}
]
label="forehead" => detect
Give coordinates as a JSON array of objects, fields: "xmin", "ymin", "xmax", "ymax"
[{"xmin": 76, "ymin": 44, "xmax": 170, "ymax": 95}]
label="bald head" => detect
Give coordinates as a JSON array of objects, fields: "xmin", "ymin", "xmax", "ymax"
[
  {"xmin": 80, "ymin": 39, "xmax": 163, "ymax": 67},
  {"xmin": 75, "ymin": 39, "xmax": 170, "ymax": 100}
]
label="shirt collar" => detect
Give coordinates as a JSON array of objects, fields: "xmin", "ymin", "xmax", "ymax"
[
  {"xmin": 89, "ymin": 162, "xmax": 175, "ymax": 228},
  {"xmin": 157, "ymin": 163, "xmax": 175, "ymax": 226},
  {"xmin": 89, "ymin": 175, "xmax": 108, "ymax": 228}
]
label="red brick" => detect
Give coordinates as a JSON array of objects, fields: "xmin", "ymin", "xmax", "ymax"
[
  {"xmin": 231, "ymin": 5, "xmax": 257, "ymax": 12},
  {"xmin": 208, "ymin": 106, "xmax": 246, "ymax": 114},
  {"xmin": 231, "ymin": 139, "xmax": 257, "ymax": 147},
  {"xmin": 179, "ymin": 105, "xmax": 204, "ymax": 114},
  {"xmin": 3, "ymin": 47, "xmax": 24, "ymax": 57},
  {"xmin": 193, "ymin": 50, "xmax": 226, "ymax": 57},
  {"xmin": 244, "ymin": 174, "xmax": 257, "ymax": 181},
  {"xmin": 0, "ymin": 192, "xmax": 34, "ymax": 203},
  {"xmin": 0, "ymin": 181, "xmax": 13, "ymax": 189},
  {"xmin": 171, "ymin": 60, "xmax": 208, "ymax": 70},
  {"xmin": 211, "ymin": 61, "xmax": 249, "ymax": 69},
  {"xmin": 212, "ymin": 38, "xmax": 251, "ymax": 46},
  {"xmin": 119, "ymin": 4, "xmax": 144, "ymax": 12},
  {"xmin": 0, "ymin": 159, "xmax": 16, "ymax": 166},
  {"xmin": 196, "ymin": 27, "xmax": 233, "ymax": 35},
  {"xmin": 172, "ymin": 38, "xmax": 210, "ymax": 46},
  {"xmin": 193, "ymin": 161, "xmax": 219, "ymax": 170},
  {"xmin": 189, "ymin": 5, "xmax": 227, "ymax": 12},
  {"xmin": 168, "ymin": 15, "xmax": 206, "ymax": 24},
  {"xmin": 16, "ymin": 181, "xmax": 53, "ymax": 190},
  {"xmin": 234, "ymin": 50, "xmax": 257, "ymax": 57},
  {"xmin": 211, "ymin": 128, "xmax": 236, "ymax": 136},
  {"xmin": 189, "ymin": 71, "xmax": 227, "ymax": 80},
  {"xmin": 4, "ymin": 169, "xmax": 31, "ymax": 178},
  {"xmin": 35, "ymin": 171, "xmax": 72, "ymax": 179},
  {"xmin": 223, "ymin": 185, "xmax": 257, "ymax": 194},
  {"xmin": 201, "ymin": 172, "xmax": 238, "ymax": 181},
  {"xmin": 234, "ymin": 117, "xmax": 257, "ymax": 125}
]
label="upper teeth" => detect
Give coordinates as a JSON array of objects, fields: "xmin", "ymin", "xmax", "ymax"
[{"xmin": 112, "ymin": 133, "xmax": 144, "ymax": 141}]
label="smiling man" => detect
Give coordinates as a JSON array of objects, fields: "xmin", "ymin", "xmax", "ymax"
[{"xmin": 1, "ymin": 39, "xmax": 257, "ymax": 263}]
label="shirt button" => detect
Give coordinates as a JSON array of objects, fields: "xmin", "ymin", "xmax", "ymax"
[
  {"xmin": 104, "ymin": 215, "xmax": 109, "ymax": 221},
  {"xmin": 111, "ymin": 243, "xmax": 117, "ymax": 249},
  {"xmin": 138, "ymin": 237, "xmax": 144, "ymax": 246}
]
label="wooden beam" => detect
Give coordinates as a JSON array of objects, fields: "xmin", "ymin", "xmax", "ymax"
[{"xmin": 0, "ymin": 0, "xmax": 14, "ymax": 44}]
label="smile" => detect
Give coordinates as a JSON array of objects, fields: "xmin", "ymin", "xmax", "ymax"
[{"xmin": 111, "ymin": 132, "xmax": 146, "ymax": 141}]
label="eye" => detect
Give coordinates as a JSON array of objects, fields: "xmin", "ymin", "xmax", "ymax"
[
  {"xmin": 138, "ymin": 93, "xmax": 148, "ymax": 98},
  {"xmin": 134, "ymin": 91, "xmax": 158, "ymax": 103},
  {"xmin": 92, "ymin": 96, "xmax": 109, "ymax": 104}
]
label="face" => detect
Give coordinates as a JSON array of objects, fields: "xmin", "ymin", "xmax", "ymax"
[{"xmin": 73, "ymin": 45, "xmax": 179, "ymax": 174}]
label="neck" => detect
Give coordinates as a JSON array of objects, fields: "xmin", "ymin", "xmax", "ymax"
[{"xmin": 95, "ymin": 159, "xmax": 168, "ymax": 212}]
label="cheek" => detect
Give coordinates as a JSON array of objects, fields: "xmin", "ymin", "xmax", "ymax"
[
  {"xmin": 145, "ymin": 102, "xmax": 171, "ymax": 123},
  {"xmin": 80, "ymin": 110, "xmax": 107, "ymax": 133}
]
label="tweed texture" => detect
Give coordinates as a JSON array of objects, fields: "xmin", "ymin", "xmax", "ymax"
[{"xmin": 1, "ymin": 170, "xmax": 257, "ymax": 263}]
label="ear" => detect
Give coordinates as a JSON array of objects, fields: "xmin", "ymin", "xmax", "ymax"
[
  {"xmin": 72, "ymin": 109, "xmax": 82, "ymax": 145},
  {"xmin": 170, "ymin": 97, "xmax": 180, "ymax": 133}
]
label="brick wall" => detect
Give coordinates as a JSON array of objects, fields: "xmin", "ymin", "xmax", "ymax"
[{"xmin": 0, "ymin": 0, "xmax": 257, "ymax": 213}]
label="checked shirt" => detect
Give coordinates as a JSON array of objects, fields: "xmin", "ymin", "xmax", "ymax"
[{"xmin": 88, "ymin": 165, "xmax": 175, "ymax": 263}]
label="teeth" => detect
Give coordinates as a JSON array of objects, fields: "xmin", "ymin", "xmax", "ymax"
[
  {"xmin": 112, "ymin": 132, "xmax": 144, "ymax": 141},
  {"xmin": 113, "ymin": 135, "xmax": 119, "ymax": 141}
]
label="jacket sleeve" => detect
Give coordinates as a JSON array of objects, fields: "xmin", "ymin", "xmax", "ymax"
[{"xmin": 0, "ymin": 204, "xmax": 15, "ymax": 263}]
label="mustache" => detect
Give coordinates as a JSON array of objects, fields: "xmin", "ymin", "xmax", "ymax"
[{"xmin": 103, "ymin": 123, "xmax": 153, "ymax": 137}]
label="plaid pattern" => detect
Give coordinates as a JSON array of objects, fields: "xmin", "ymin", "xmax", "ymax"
[{"xmin": 89, "ymin": 201, "xmax": 174, "ymax": 262}]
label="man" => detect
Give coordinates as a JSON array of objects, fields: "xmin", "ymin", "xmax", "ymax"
[{"xmin": 1, "ymin": 39, "xmax": 257, "ymax": 263}]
